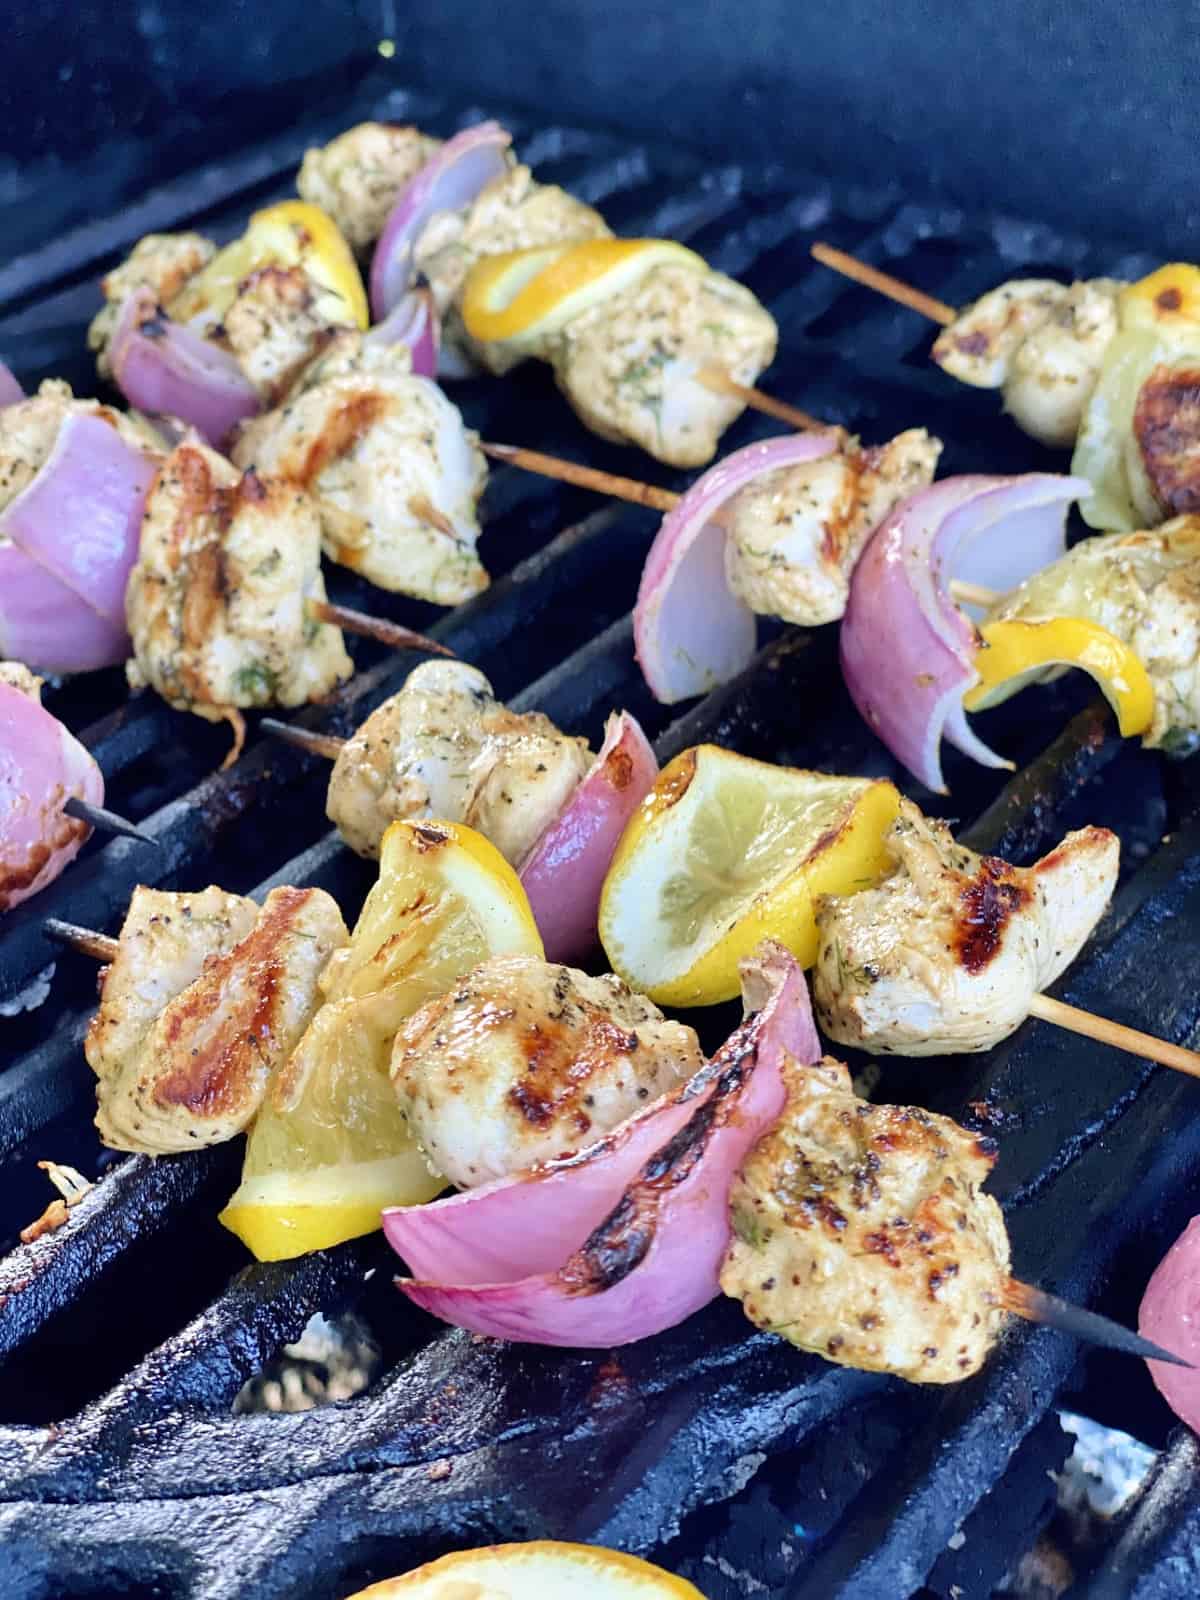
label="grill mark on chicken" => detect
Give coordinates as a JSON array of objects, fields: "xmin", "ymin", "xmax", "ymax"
[
  {"xmin": 1134, "ymin": 364, "xmax": 1200, "ymax": 515},
  {"xmin": 952, "ymin": 856, "xmax": 1033, "ymax": 973},
  {"xmin": 299, "ymin": 390, "xmax": 388, "ymax": 485},
  {"xmin": 509, "ymin": 1016, "xmax": 643, "ymax": 1131},
  {"xmin": 150, "ymin": 885, "xmax": 311, "ymax": 1114}
]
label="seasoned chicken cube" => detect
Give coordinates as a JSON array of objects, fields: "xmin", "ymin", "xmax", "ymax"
[
  {"xmin": 0, "ymin": 379, "xmax": 158, "ymax": 511},
  {"xmin": 932, "ymin": 277, "xmax": 1123, "ymax": 448},
  {"xmin": 87, "ymin": 232, "xmax": 217, "ymax": 378},
  {"xmin": 391, "ymin": 954, "xmax": 703, "ymax": 1186},
  {"xmin": 414, "ymin": 163, "xmax": 611, "ymax": 375},
  {"xmin": 326, "ymin": 659, "xmax": 592, "ymax": 863},
  {"xmin": 551, "ymin": 263, "xmax": 779, "ymax": 467},
  {"xmin": 0, "ymin": 661, "xmax": 42, "ymax": 697},
  {"xmin": 219, "ymin": 265, "xmax": 346, "ymax": 405},
  {"xmin": 986, "ymin": 516, "xmax": 1200, "ymax": 749},
  {"xmin": 87, "ymin": 884, "xmax": 348, "ymax": 1153},
  {"xmin": 126, "ymin": 440, "xmax": 353, "ymax": 737},
  {"xmin": 721, "ymin": 1052, "xmax": 1011, "ymax": 1383},
  {"xmin": 297, "ymin": 122, "xmax": 441, "ymax": 253},
  {"xmin": 813, "ymin": 801, "xmax": 1119, "ymax": 1055},
  {"xmin": 724, "ymin": 427, "xmax": 942, "ymax": 625},
  {"xmin": 232, "ymin": 334, "xmax": 488, "ymax": 605}
]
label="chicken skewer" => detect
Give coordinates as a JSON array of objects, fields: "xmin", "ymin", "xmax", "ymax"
[
  {"xmin": 36, "ymin": 913, "xmax": 1189, "ymax": 1372},
  {"xmin": 258, "ymin": 702, "xmax": 1199, "ymax": 1078},
  {"xmin": 479, "ymin": 440, "xmax": 993, "ymax": 610}
]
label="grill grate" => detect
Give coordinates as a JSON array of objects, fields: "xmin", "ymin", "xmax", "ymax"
[{"xmin": 2, "ymin": 72, "xmax": 1200, "ymax": 1600}]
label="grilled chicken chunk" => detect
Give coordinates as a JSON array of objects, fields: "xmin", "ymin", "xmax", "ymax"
[
  {"xmin": 0, "ymin": 661, "xmax": 41, "ymax": 697},
  {"xmin": 391, "ymin": 954, "xmax": 704, "ymax": 1186},
  {"xmin": 326, "ymin": 660, "xmax": 592, "ymax": 863},
  {"xmin": 724, "ymin": 427, "xmax": 942, "ymax": 625},
  {"xmin": 932, "ymin": 278, "xmax": 1123, "ymax": 448},
  {"xmin": 0, "ymin": 379, "xmax": 158, "ymax": 511},
  {"xmin": 813, "ymin": 801, "xmax": 1119, "ymax": 1055},
  {"xmin": 87, "ymin": 232, "xmax": 217, "ymax": 378},
  {"xmin": 414, "ymin": 163, "xmax": 612, "ymax": 375},
  {"xmin": 721, "ymin": 1052, "xmax": 1011, "ymax": 1383},
  {"xmin": 297, "ymin": 122, "xmax": 441, "ymax": 252},
  {"xmin": 218, "ymin": 265, "xmax": 346, "ymax": 405},
  {"xmin": 126, "ymin": 440, "xmax": 352, "ymax": 738},
  {"xmin": 551, "ymin": 262, "xmax": 778, "ymax": 468},
  {"xmin": 986, "ymin": 516, "xmax": 1200, "ymax": 749},
  {"xmin": 232, "ymin": 335, "xmax": 488, "ymax": 604},
  {"xmin": 87, "ymin": 884, "xmax": 348, "ymax": 1153}
]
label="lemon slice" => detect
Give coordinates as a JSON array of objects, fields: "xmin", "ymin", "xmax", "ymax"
[
  {"xmin": 461, "ymin": 238, "xmax": 706, "ymax": 349},
  {"xmin": 345, "ymin": 1541, "xmax": 708, "ymax": 1598},
  {"xmin": 168, "ymin": 199, "xmax": 368, "ymax": 330},
  {"xmin": 1119, "ymin": 263, "xmax": 1200, "ymax": 338},
  {"xmin": 220, "ymin": 819, "xmax": 543, "ymax": 1260},
  {"xmin": 599, "ymin": 745, "xmax": 900, "ymax": 1007}
]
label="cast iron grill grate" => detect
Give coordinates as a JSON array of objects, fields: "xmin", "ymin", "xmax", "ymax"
[{"xmin": 1, "ymin": 72, "xmax": 1199, "ymax": 1600}]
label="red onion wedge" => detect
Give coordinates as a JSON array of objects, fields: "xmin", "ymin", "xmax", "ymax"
[
  {"xmin": 364, "ymin": 280, "xmax": 441, "ymax": 379},
  {"xmin": 1140, "ymin": 1214, "xmax": 1200, "ymax": 1430},
  {"xmin": 0, "ymin": 362, "xmax": 24, "ymax": 407},
  {"xmin": 370, "ymin": 121, "xmax": 512, "ymax": 320},
  {"xmin": 840, "ymin": 473, "xmax": 1090, "ymax": 794},
  {"xmin": 0, "ymin": 676, "xmax": 103, "ymax": 912},
  {"xmin": 634, "ymin": 432, "xmax": 842, "ymax": 704},
  {"xmin": 391, "ymin": 941, "xmax": 819, "ymax": 1347},
  {"xmin": 2, "ymin": 411, "xmax": 158, "ymax": 631},
  {"xmin": 0, "ymin": 541, "xmax": 127, "ymax": 673},
  {"xmin": 518, "ymin": 710, "xmax": 658, "ymax": 963},
  {"xmin": 110, "ymin": 287, "xmax": 260, "ymax": 448}
]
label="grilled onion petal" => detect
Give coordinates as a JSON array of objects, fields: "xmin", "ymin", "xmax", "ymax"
[
  {"xmin": 370, "ymin": 121, "xmax": 512, "ymax": 320},
  {"xmin": 0, "ymin": 362, "xmax": 23, "ymax": 407},
  {"xmin": 364, "ymin": 281, "xmax": 441, "ymax": 379},
  {"xmin": 0, "ymin": 541, "xmax": 127, "ymax": 673},
  {"xmin": 1140, "ymin": 1214, "xmax": 1200, "ymax": 1429},
  {"xmin": 110, "ymin": 287, "xmax": 260, "ymax": 448},
  {"xmin": 518, "ymin": 710, "xmax": 658, "ymax": 963},
  {"xmin": 388, "ymin": 941, "xmax": 818, "ymax": 1347},
  {"xmin": 840, "ymin": 473, "xmax": 1090, "ymax": 793},
  {"xmin": 634, "ymin": 432, "xmax": 843, "ymax": 704}
]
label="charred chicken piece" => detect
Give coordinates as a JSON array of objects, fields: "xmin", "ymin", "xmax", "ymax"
[
  {"xmin": 550, "ymin": 262, "xmax": 778, "ymax": 468},
  {"xmin": 415, "ymin": 163, "xmax": 611, "ymax": 375},
  {"xmin": 86, "ymin": 884, "xmax": 348, "ymax": 1153},
  {"xmin": 813, "ymin": 801, "xmax": 1119, "ymax": 1055},
  {"xmin": 986, "ymin": 515, "xmax": 1200, "ymax": 750},
  {"xmin": 126, "ymin": 440, "xmax": 352, "ymax": 743},
  {"xmin": 721, "ymin": 1052, "xmax": 1011, "ymax": 1383},
  {"xmin": 391, "ymin": 954, "xmax": 704, "ymax": 1187},
  {"xmin": 86, "ymin": 232, "xmax": 217, "ymax": 379},
  {"xmin": 723, "ymin": 427, "xmax": 942, "ymax": 625},
  {"xmin": 326, "ymin": 659, "xmax": 592, "ymax": 863},
  {"xmin": 932, "ymin": 277, "xmax": 1123, "ymax": 448},
  {"xmin": 296, "ymin": 122, "xmax": 441, "ymax": 253},
  {"xmin": 232, "ymin": 335, "xmax": 488, "ymax": 605}
]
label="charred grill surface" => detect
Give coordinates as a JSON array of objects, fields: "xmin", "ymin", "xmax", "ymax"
[{"xmin": 0, "ymin": 73, "xmax": 1198, "ymax": 1600}]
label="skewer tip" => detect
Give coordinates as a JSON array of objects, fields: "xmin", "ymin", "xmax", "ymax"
[
  {"xmin": 44, "ymin": 918, "xmax": 121, "ymax": 964},
  {"xmin": 63, "ymin": 796, "xmax": 157, "ymax": 847},
  {"xmin": 259, "ymin": 717, "xmax": 346, "ymax": 763},
  {"xmin": 1003, "ymin": 1278, "xmax": 1193, "ymax": 1368}
]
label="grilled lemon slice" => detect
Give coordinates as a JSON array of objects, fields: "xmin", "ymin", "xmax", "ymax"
[
  {"xmin": 599, "ymin": 744, "xmax": 899, "ymax": 1007},
  {"xmin": 220, "ymin": 819, "xmax": 543, "ymax": 1260},
  {"xmin": 169, "ymin": 199, "xmax": 368, "ymax": 330},
  {"xmin": 346, "ymin": 1541, "xmax": 708, "ymax": 1598}
]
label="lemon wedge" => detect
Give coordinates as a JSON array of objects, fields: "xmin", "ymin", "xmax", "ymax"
[
  {"xmin": 169, "ymin": 199, "xmax": 368, "ymax": 330},
  {"xmin": 599, "ymin": 745, "xmax": 900, "ymax": 1007},
  {"xmin": 345, "ymin": 1541, "xmax": 708, "ymax": 1599},
  {"xmin": 220, "ymin": 819, "xmax": 543, "ymax": 1260}
]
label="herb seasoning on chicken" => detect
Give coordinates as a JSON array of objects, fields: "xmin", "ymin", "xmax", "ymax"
[
  {"xmin": 721, "ymin": 1052, "xmax": 1011, "ymax": 1383},
  {"xmin": 297, "ymin": 122, "xmax": 441, "ymax": 253},
  {"xmin": 325, "ymin": 659, "xmax": 592, "ymax": 863},
  {"xmin": 391, "ymin": 954, "xmax": 704, "ymax": 1186}
]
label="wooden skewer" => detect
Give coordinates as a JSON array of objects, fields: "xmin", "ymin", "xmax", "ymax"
[
  {"xmin": 482, "ymin": 442, "xmax": 1000, "ymax": 608},
  {"xmin": 30, "ymin": 916, "xmax": 1195, "ymax": 1368},
  {"xmin": 1029, "ymin": 993, "xmax": 1200, "ymax": 1081},
  {"xmin": 259, "ymin": 717, "xmax": 347, "ymax": 762},
  {"xmin": 810, "ymin": 242, "xmax": 956, "ymax": 327},
  {"xmin": 62, "ymin": 796, "xmax": 158, "ymax": 847},
  {"xmin": 1001, "ymin": 1278, "xmax": 1190, "ymax": 1366},
  {"xmin": 695, "ymin": 367, "xmax": 825, "ymax": 432},
  {"xmin": 305, "ymin": 598, "xmax": 456, "ymax": 659}
]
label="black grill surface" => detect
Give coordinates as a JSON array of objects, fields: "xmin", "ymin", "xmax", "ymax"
[{"xmin": 2, "ymin": 71, "xmax": 1199, "ymax": 1600}]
